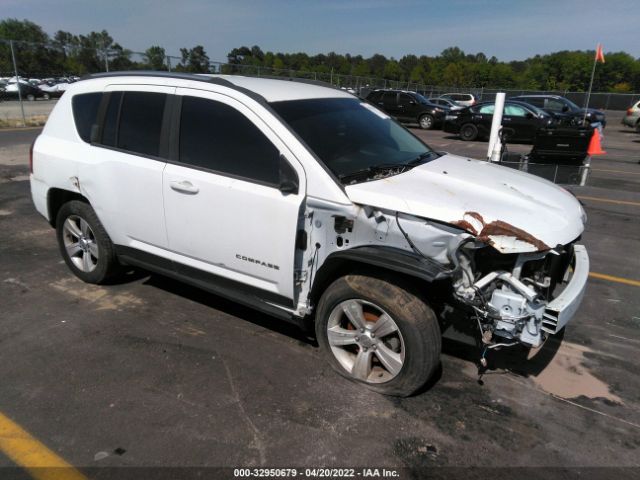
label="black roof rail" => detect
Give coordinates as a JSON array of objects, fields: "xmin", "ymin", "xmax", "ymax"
[{"xmin": 83, "ymin": 70, "xmax": 269, "ymax": 104}]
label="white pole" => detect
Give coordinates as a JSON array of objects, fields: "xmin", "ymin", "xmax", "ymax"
[{"xmin": 487, "ymin": 92, "xmax": 506, "ymax": 162}]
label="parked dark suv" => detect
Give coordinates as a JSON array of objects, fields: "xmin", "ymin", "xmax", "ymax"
[
  {"xmin": 511, "ymin": 95, "xmax": 606, "ymax": 128},
  {"xmin": 366, "ymin": 90, "xmax": 447, "ymax": 129}
]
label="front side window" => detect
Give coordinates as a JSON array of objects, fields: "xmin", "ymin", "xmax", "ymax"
[
  {"xmin": 546, "ymin": 99, "xmax": 566, "ymax": 112},
  {"xmin": 398, "ymin": 94, "xmax": 414, "ymax": 106},
  {"xmin": 271, "ymin": 98, "xmax": 437, "ymax": 183},
  {"xmin": 504, "ymin": 104, "xmax": 528, "ymax": 117},
  {"xmin": 117, "ymin": 92, "xmax": 167, "ymax": 157},
  {"xmin": 71, "ymin": 92, "xmax": 102, "ymax": 143},
  {"xmin": 179, "ymin": 96, "xmax": 280, "ymax": 186}
]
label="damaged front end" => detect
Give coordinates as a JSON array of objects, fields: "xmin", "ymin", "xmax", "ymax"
[
  {"xmin": 451, "ymin": 232, "xmax": 589, "ymax": 356},
  {"xmin": 298, "ymin": 197, "xmax": 589, "ymax": 361}
]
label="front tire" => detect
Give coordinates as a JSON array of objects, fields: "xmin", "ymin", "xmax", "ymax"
[
  {"xmin": 315, "ymin": 275, "xmax": 441, "ymax": 397},
  {"xmin": 56, "ymin": 200, "xmax": 120, "ymax": 284},
  {"xmin": 419, "ymin": 114, "xmax": 435, "ymax": 130}
]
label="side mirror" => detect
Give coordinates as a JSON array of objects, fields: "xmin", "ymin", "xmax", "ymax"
[
  {"xmin": 525, "ymin": 112, "xmax": 534, "ymax": 119},
  {"xmin": 278, "ymin": 154, "xmax": 299, "ymax": 195},
  {"xmin": 408, "ymin": 100, "xmax": 416, "ymax": 105},
  {"xmin": 562, "ymin": 105, "xmax": 569, "ymax": 113}
]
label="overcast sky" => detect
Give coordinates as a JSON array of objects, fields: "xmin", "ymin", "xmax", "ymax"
[{"xmin": 2, "ymin": 0, "xmax": 638, "ymax": 61}]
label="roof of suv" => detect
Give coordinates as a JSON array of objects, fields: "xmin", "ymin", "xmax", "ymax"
[{"xmin": 87, "ymin": 71, "xmax": 353, "ymax": 103}]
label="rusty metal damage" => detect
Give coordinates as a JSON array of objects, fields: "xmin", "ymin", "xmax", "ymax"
[{"xmin": 451, "ymin": 211, "xmax": 549, "ymax": 251}]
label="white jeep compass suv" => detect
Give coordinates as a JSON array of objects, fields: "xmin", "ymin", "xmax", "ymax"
[{"xmin": 30, "ymin": 72, "xmax": 589, "ymax": 396}]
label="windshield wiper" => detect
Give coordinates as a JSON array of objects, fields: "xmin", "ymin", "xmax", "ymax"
[
  {"xmin": 408, "ymin": 151, "xmax": 439, "ymax": 165},
  {"xmin": 339, "ymin": 151, "xmax": 438, "ymax": 185}
]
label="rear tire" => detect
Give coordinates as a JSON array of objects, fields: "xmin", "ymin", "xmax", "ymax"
[
  {"xmin": 56, "ymin": 200, "xmax": 120, "ymax": 284},
  {"xmin": 315, "ymin": 275, "xmax": 441, "ymax": 397},
  {"xmin": 419, "ymin": 114, "xmax": 435, "ymax": 130},
  {"xmin": 635, "ymin": 120, "xmax": 640, "ymax": 133},
  {"xmin": 460, "ymin": 123, "xmax": 478, "ymax": 141}
]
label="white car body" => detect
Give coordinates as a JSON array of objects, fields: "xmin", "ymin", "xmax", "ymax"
[{"xmin": 31, "ymin": 72, "xmax": 588, "ymax": 360}]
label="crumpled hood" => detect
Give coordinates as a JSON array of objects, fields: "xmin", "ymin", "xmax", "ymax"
[{"xmin": 345, "ymin": 154, "xmax": 586, "ymax": 253}]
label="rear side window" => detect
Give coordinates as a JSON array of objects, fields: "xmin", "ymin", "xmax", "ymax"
[
  {"xmin": 117, "ymin": 92, "xmax": 167, "ymax": 157},
  {"xmin": 101, "ymin": 92, "xmax": 123, "ymax": 147},
  {"xmin": 179, "ymin": 96, "xmax": 280, "ymax": 186},
  {"xmin": 382, "ymin": 92, "xmax": 397, "ymax": 104},
  {"xmin": 71, "ymin": 93, "xmax": 102, "ymax": 143},
  {"xmin": 522, "ymin": 97, "xmax": 543, "ymax": 107}
]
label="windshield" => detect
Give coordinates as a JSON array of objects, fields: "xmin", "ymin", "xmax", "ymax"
[
  {"xmin": 270, "ymin": 98, "xmax": 437, "ymax": 183},
  {"xmin": 413, "ymin": 93, "xmax": 430, "ymax": 104}
]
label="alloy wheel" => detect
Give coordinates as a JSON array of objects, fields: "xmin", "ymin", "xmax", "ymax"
[
  {"xmin": 62, "ymin": 215, "xmax": 99, "ymax": 272},
  {"xmin": 326, "ymin": 299, "xmax": 405, "ymax": 384}
]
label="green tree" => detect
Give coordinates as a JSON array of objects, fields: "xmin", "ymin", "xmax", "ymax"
[
  {"xmin": 144, "ymin": 46, "xmax": 166, "ymax": 70},
  {"xmin": 179, "ymin": 45, "xmax": 209, "ymax": 73}
]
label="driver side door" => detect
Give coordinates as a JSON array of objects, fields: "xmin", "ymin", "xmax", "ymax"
[{"xmin": 162, "ymin": 89, "xmax": 306, "ymax": 304}]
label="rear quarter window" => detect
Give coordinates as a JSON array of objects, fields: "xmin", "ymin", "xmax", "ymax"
[{"xmin": 71, "ymin": 92, "xmax": 102, "ymax": 143}]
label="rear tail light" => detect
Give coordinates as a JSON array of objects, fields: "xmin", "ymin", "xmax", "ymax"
[
  {"xmin": 627, "ymin": 108, "xmax": 633, "ymax": 116},
  {"xmin": 29, "ymin": 140, "xmax": 35, "ymax": 173}
]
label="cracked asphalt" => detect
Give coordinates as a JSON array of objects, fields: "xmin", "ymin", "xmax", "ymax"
[{"xmin": 0, "ymin": 112, "xmax": 639, "ymax": 478}]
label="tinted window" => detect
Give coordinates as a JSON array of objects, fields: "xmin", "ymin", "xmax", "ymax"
[
  {"xmin": 271, "ymin": 98, "xmax": 436, "ymax": 183},
  {"xmin": 101, "ymin": 91, "xmax": 122, "ymax": 147},
  {"xmin": 521, "ymin": 97, "xmax": 544, "ymax": 107},
  {"xmin": 546, "ymin": 99, "xmax": 566, "ymax": 112},
  {"xmin": 72, "ymin": 93, "xmax": 102, "ymax": 142},
  {"xmin": 179, "ymin": 96, "xmax": 280, "ymax": 186},
  {"xmin": 398, "ymin": 94, "xmax": 413, "ymax": 106},
  {"xmin": 382, "ymin": 92, "xmax": 397, "ymax": 104},
  {"xmin": 117, "ymin": 92, "xmax": 167, "ymax": 157},
  {"xmin": 367, "ymin": 91, "xmax": 381, "ymax": 102}
]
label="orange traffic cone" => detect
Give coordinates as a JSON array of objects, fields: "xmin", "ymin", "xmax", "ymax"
[{"xmin": 587, "ymin": 128, "xmax": 606, "ymax": 155}]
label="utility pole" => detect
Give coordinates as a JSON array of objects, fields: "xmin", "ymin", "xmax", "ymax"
[
  {"xmin": 101, "ymin": 40, "xmax": 109, "ymax": 72},
  {"xmin": 9, "ymin": 40, "xmax": 27, "ymax": 127}
]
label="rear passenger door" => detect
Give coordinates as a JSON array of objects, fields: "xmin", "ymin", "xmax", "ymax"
[
  {"xmin": 162, "ymin": 89, "xmax": 306, "ymax": 303},
  {"xmin": 78, "ymin": 85, "xmax": 174, "ymax": 253},
  {"xmin": 397, "ymin": 93, "xmax": 417, "ymax": 122}
]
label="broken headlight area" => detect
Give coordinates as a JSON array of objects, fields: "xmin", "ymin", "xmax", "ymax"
[{"xmin": 452, "ymin": 240, "xmax": 577, "ymax": 354}]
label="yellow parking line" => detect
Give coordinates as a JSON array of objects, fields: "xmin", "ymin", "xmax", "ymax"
[
  {"xmin": 0, "ymin": 411, "xmax": 86, "ymax": 480},
  {"xmin": 590, "ymin": 272, "xmax": 640, "ymax": 287},
  {"xmin": 577, "ymin": 195, "xmax": 640, "ymax": 207},
  {"xmin": 592, "ymin": 168, "xmax": 640, "ymax": 176}
]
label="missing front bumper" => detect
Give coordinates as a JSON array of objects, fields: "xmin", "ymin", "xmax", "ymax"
[{"xmin": 541, "ymin": 244, "xmax": 590, "ymax": 334}]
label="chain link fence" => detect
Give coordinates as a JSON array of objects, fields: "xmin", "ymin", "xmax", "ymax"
[{"xmin": 2, "ymin": 38, "xmax": 639, "ymax": 127}]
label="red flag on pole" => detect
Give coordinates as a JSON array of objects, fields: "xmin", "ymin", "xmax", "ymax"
[{"xmin": 595, "ymin": 44, "xmax": 605, "ymax": 63}]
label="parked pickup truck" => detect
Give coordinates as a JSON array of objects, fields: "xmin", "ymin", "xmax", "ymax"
[{"xmin": 30, "ymin": 72, "xmax": 589, "ymax": 396}]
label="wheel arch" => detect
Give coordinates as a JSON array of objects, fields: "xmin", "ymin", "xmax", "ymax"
[
  {"xmin": 308, "ymin": 246, "xmax": 451, "ymax": 314},
  {"xmin": 47, "ymin": 188, "xmax": 89, "ymax": 227}
]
